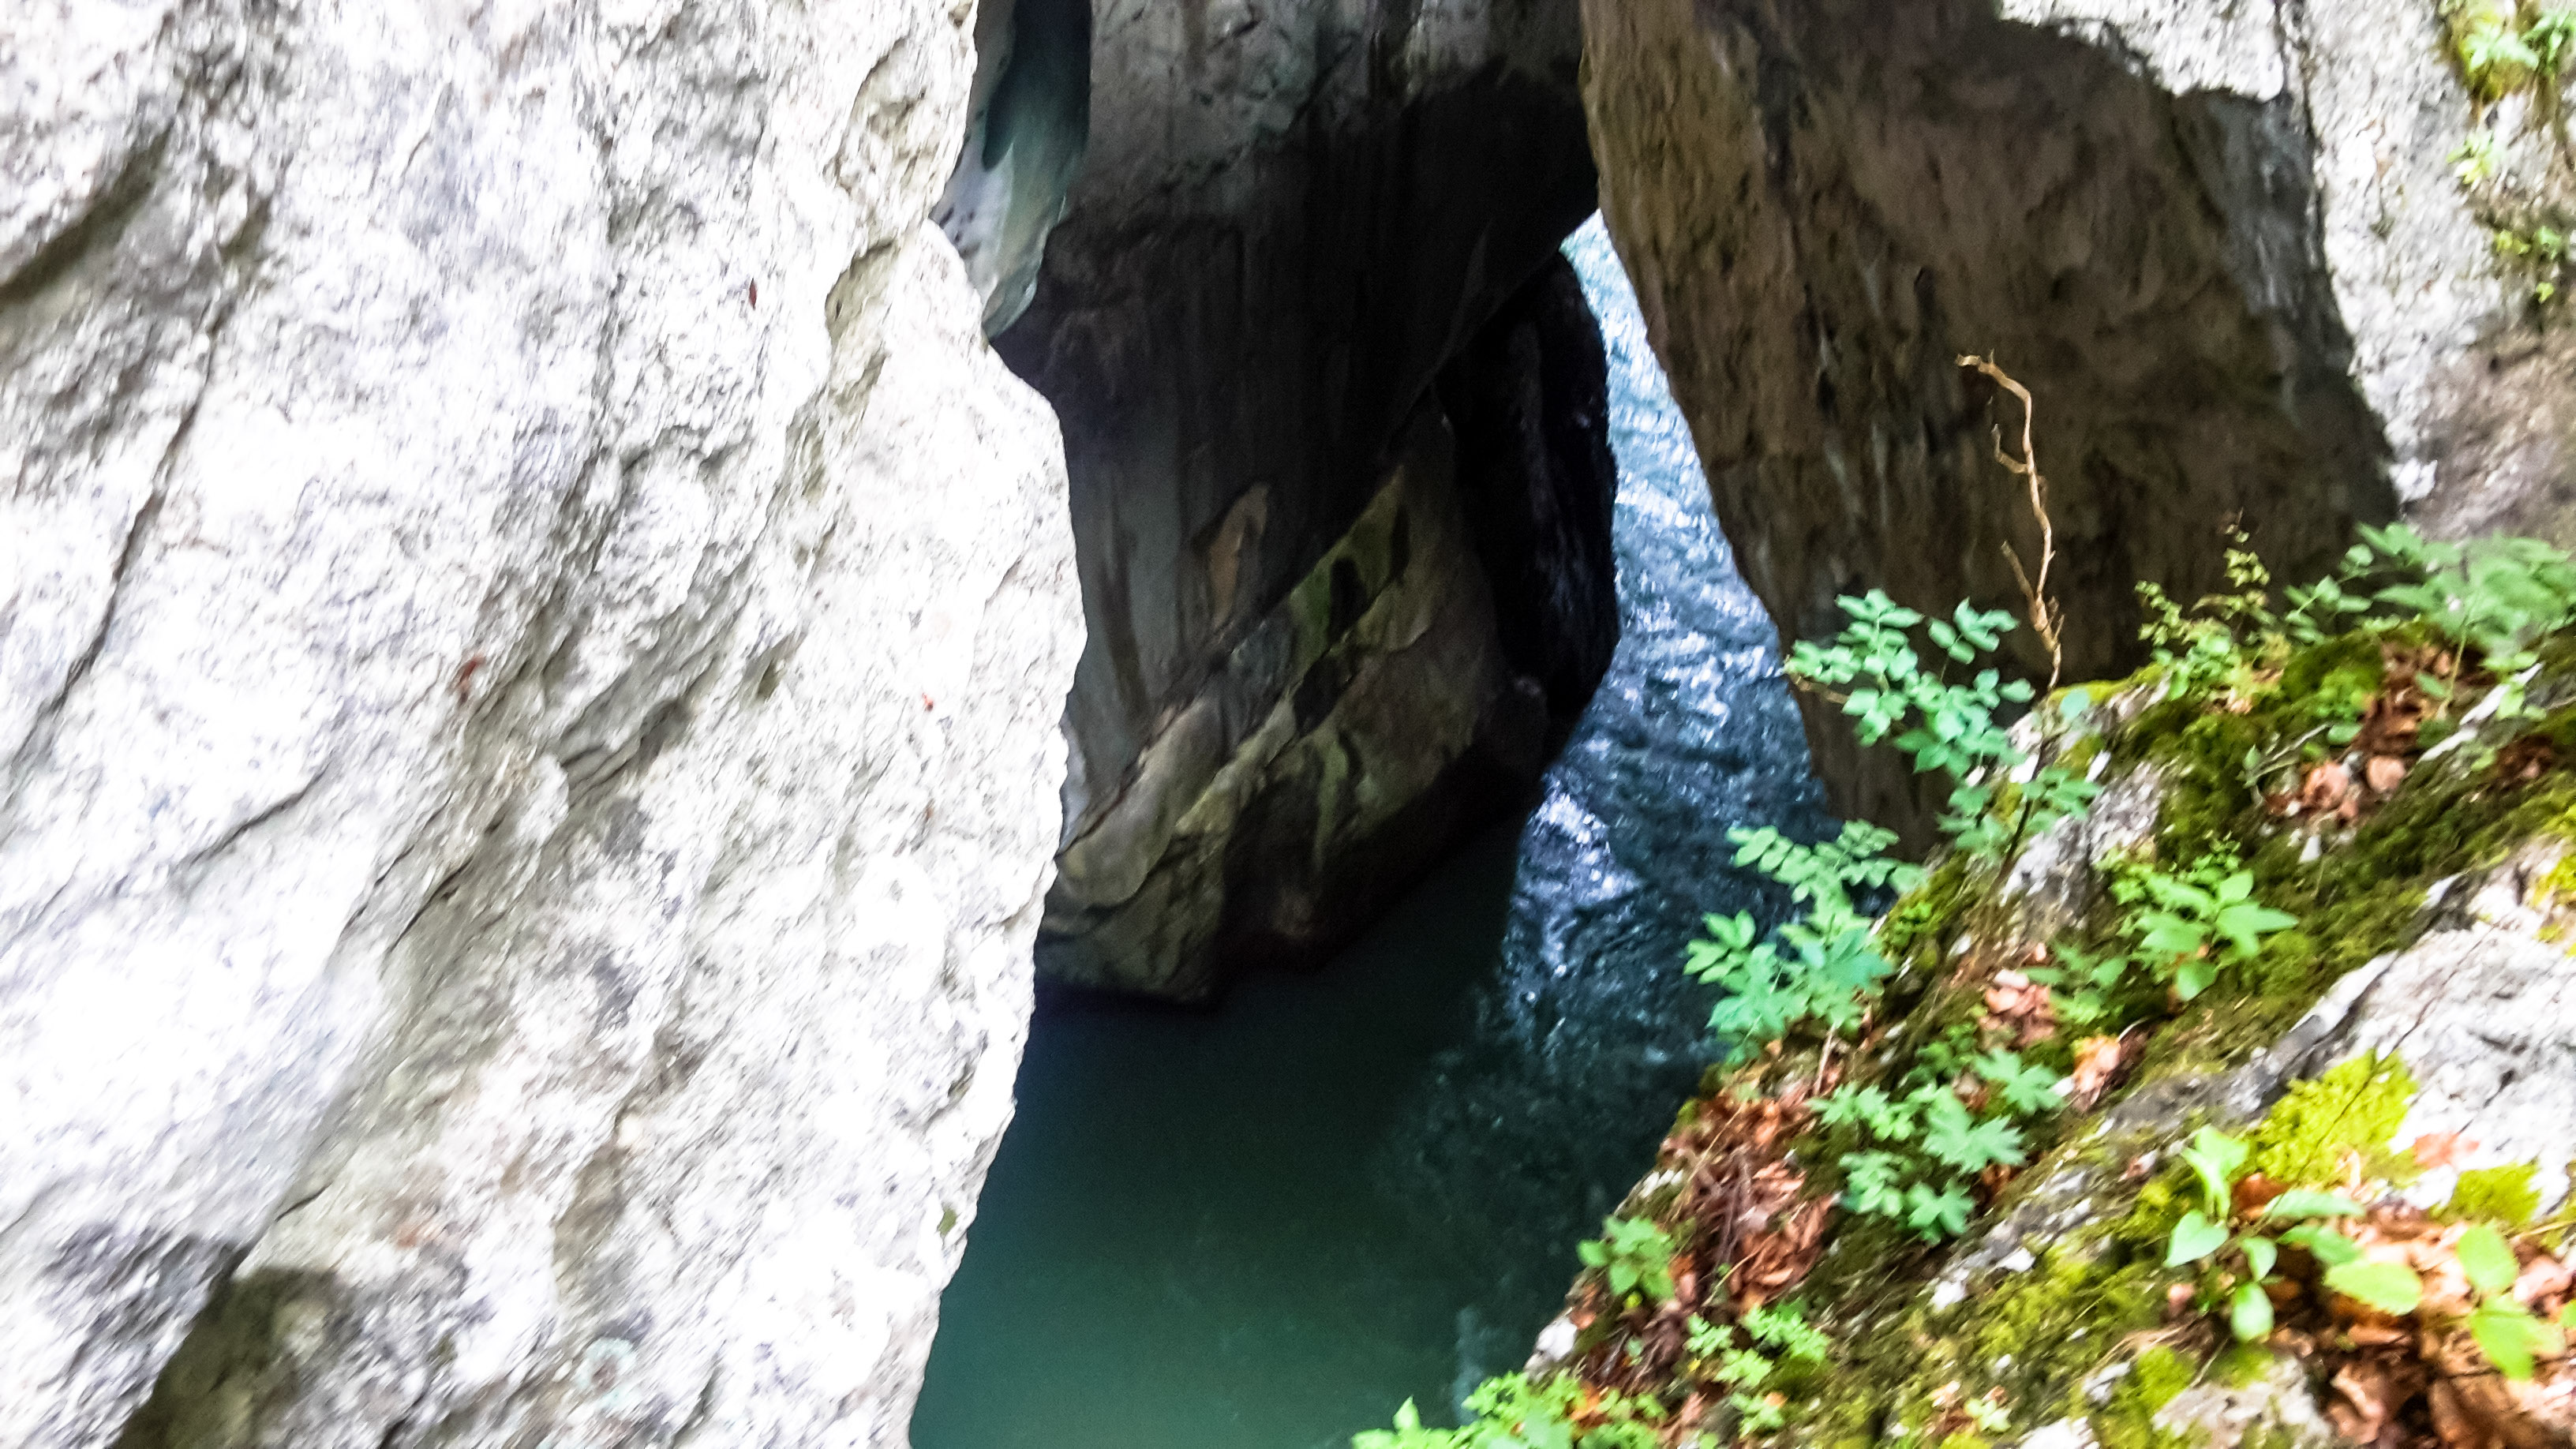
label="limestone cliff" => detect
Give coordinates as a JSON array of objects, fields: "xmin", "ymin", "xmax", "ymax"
[
  {"xmin": 0, "ymin": 5, "xmax": 1079, "ymax": 1446},
  {"xmin": 1012, "ymin": 0, "xmax": 1618, "ymax": 998},
  {"xmin": 1582, "ymin": 0, "xmax": 2576, "ymax": 827}
]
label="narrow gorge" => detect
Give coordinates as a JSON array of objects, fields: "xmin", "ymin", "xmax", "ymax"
[{"xmin": 3, "ymin": 2, "xmax": 2573, "ymax": 1448}]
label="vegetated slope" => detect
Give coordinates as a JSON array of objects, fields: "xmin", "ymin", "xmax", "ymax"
[{"xmin": 1360, "ymin": 478, "xmax": 2576, "ymax": 1449}]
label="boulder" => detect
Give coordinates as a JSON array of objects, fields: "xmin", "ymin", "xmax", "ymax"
[
  {"xmin": 0, "ymin": 3, "xmax": 1078, "ymax": 1445},
  {"xmin": 1009, "ymin": 0, "xmax": 1616, "ymax": 996}
]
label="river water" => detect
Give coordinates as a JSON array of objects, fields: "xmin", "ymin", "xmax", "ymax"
[{"xmin": 909, "ymin": 216, "xmax": 1832, "ymax": 1449}]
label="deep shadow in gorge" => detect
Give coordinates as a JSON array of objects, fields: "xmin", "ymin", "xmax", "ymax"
[
  {"xmin": 908, "ymin": 217, "xmax": 1834, "ymax": 1449},
  {"xmin": 1009, "ymin": 0, "xmax": 1608, "ymax": 1002}
]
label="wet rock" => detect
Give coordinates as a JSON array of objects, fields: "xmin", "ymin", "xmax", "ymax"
[
  {"xmin": 1016, "ymin": 0, "xmax": 1611, "ymax": 996},
  {"xmin": 1, "ymin": 4, "xmax": 1078, "ymax": 1444}
]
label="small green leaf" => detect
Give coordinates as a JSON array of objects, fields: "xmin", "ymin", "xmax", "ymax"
[
  {"xmin": 2180, "ymin": 1128, "xmax": 2250, "ymax": 1215},
  {"xmin": 2281, "ymin": 1224, "xmax": 2363, "ymax": 1267},
  {"xmin": 2262, "ymin": 1189, "xmax": 2367, "ymax": 1222},
  {"xmin": 2167, "ymin": 1211, "xmax": 2231, "ymax": 1267},
  {"xmin": 2458, "ymin": 1223, "xmax": 2522, "ymax": 1298},
  {"xmin": 2324, "ymin": 1259, "xmax": 2423, "ymax": 1316},
  {"xmin": 2469, "ymin": 1300, "xmax": 2560, "ymax": 1381},
  {"xmin": 2231, "ymin": 1282, "xmax": 2276, "ymax": 1342},
  {"xmin": 2174, "ymin": 957, "xmax": 2218, "ymax": 1002},
  {"xmin": 2241, "ymin": 1236, "xmax": 2278, "ymax": 1282}
]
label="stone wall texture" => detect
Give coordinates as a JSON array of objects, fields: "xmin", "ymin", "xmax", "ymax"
[
  {"xmin": 0, "ymin": 4, "xmax": 1080, "ymax": 1446},
  {"xmin": 1012, "ymin": 0, "xmax": 1616, "ymax": 998},
  {"xmin": 1582, "ymin": 0, "xmax": 2576, "ymax": 826}
]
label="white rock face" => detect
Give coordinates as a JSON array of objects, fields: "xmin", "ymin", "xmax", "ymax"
[{"xmin": 0, "ymin": 4, "xmax": 1080, "ymax": 1446}]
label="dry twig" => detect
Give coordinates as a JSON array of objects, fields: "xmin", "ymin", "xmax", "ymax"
[{"xmin": 1957, "ymin": 354, "xmax": 2064, "ymax": 690}]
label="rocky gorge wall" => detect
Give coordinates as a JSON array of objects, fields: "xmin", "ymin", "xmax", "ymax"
[
  {"xmin": 1, "ymin": 5, "xmax": 1078, "ymax": 1446},
  {"xmin": 1582, "ymin": 0, "xmax": 2576, "ymax": 826},
  {"xmin": 1002, "ymin": 0, "xmax": 1619, "ymax": 998}
]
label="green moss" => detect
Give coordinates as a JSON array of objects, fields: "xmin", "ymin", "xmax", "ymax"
[
  {"xmin": 2447, "ymin": 1163, "xmax": 2544, "ymax": 1226},
  {"xmin": 2248, "ymin": 1052, "xmax": 2418, "ymax": 1187},
  {"xmin": 2113, "ymin": 639, "xmax": 2576, "ymax": 1075},
  {"xmin": 2211, "ymin": 1343, "xmax": 2275, "ymax": 1390},
  {"xmin": 1791, "ymin": 1157, "xmax": 2173, "ymax": 1449},
  {"xmin": 2092, "ymin": 1345, "xmax": 2195, "ymax": 1449},
  {"xmin": 1880, "ymin": 853, "xmax": 1974, "ymax": 971}
]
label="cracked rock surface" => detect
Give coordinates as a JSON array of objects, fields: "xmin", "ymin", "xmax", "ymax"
[{"xmin": 2, "ymin": 4, "xmax": 1079, "ymax": 1446}]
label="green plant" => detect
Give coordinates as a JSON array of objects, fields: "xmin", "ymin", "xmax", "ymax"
[
  {"xmin": 1785, "ymin": 591, "xmax": 2098, "ymax": 858},
  {"xmin": 2453, "ymin": 127, "xmax": 2507, "ymax": 186},
  {"xmin": 2447, "ymin": 0, "xmax": 2544, "ymax": 95},
  {"xmin": 2458, "ymin": 1222, "xmax": 2567, "ymax": 1378},
  {"xmin": 1688, "ymin": 822, "xmax": 1917, "ymax": 1062},
  {"xmin": 1578, "ymin": 1215, "xmax": 1687, "ymax": 1303},
  {"xmin": 1686, "ymin": 1305, "xmax": 1833, "ymax": 1433},
  {"xmin": 2026, "ymin": 942, "xmax": 2130, "ymax": 1027},
  {"xmin": 2530, "ymin": 6, "xmax": 2576, "ymax": 74},
  {"xmin": 1820, "ymin": 1061, "xmax": 2049, "ymax": 1241},
  {"xmin": 2349, "ymin": 523, "xmax": 2576, "ymax": 715},
  {"xmin": 2136, "ymin": 530, "xmax": 2289, "ymax": 706},
  {"xmin": 2303, "ymin": 1221, "xmax": 2570, "ymax": 1380},
  {"xmin": 2496, "ymin": 223, "xmax": 2571, "ymax": 305},
  {"xmin": 2161, "ymin": 1126, "xmax": 2367, "ymax": 1342},
  {"xmin": 2111, "ymin": 857, "xmax": 2298, "ymax": 1002},
  {"xmin": 1358, "ymin": 1375, "xmax": 1664, "ymax": 1449}
]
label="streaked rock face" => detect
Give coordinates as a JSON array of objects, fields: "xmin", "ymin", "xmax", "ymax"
[
  {"xmin": 0, "ymin": 4, "xmax": 1079, "ymax": 1445},
  {"xmin": 1014, "ymin": 0, "xmax": 1616, "ymax": 998},
  {"xmin": 1580, "ymin": 0, "xmax": 2574, "ymax": 826}
]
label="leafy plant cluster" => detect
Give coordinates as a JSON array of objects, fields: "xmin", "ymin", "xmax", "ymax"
[
  {"xmin": 2443, "ymin": 0, "xmax": 2576, "ymax": 101},
  {"xmin": 1357, "ymin": 1375, "xmax": 1664, "ymax": 1449},
  {"xmin": 1686, "ymin": 822, "xmax": 1914, "ymax": 1062},
  {"xmin": 1578, "ymin": 1215, "xmax": 1687, "ymax": 1305},
  {"xmin": 2092, "ymin": 850, "xmax": 2298, "ymax": 1004},
  {"xmin": 2159, "ymin": 1124, "xmax": 2574, "ymax": 1379},
  {"xmin": 1784, "ymin": 593, "xmax": 2099, "ymax": 856},
  {"xmin": 2494, "ymin": 223, "xmax": 2570, "ymax": 304},
  {"xmin": 2160, "ymin": 1125, "xmax": 2374, "ymax": 1342},
  {"xmin": 1677, "ymin": 593, "xmax": 2121, "ymax": 1241},
  {"xmin": 2149, "ymin": 523, "xmax": 2576, "ymax": 740},
  {"xmin": 1816, "ymin": 1053, "xmax": 2056, "ymax": 1241},
  {"xmin": 1689, "ymin": 593, "xmax": 2106, "ymax": 1067},
  {"xmin": 1683, "ymin": 1304, "xmax": 1833, "ymax": 1435}
]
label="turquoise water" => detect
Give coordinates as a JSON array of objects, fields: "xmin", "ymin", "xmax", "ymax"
[{"xmin": 909, "ymin": 216, "xmax": 1830, "ymax": 1449}]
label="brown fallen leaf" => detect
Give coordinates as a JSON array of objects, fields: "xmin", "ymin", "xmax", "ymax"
[
  {"xmin": 1983, "ymin": 968, "xmax": 2058, "ymax": 1046},
  {"xmin": 2069, "ymin": 1035, "xmax": 2129, "ymax": 1110},
  {"xmin": 2366, "ymin": 754, "xmax": 2408, "ymax": 793},
  {"xmin": 2302, "ymin": 760, "xmax": 2356, "ymax": 814},
  {"xmin": 2233, "ymin": 1171, "xmax": 2290, "ymax": 1219},
  {"xmin": 2494, "ymin": 735, "xmax": 2558, "ymax": 785},
  {"xmin": 2412, "ymin": 1131, "xmax": 2481, "ymax": 1171},
  {"xmin": 2330, "ymin": 1358, "xmax": 2398, "ymax": 1446},
  {"xmin": 2510, "ymin": 1252, "xmax": 2570, "ymax": 1311}
]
